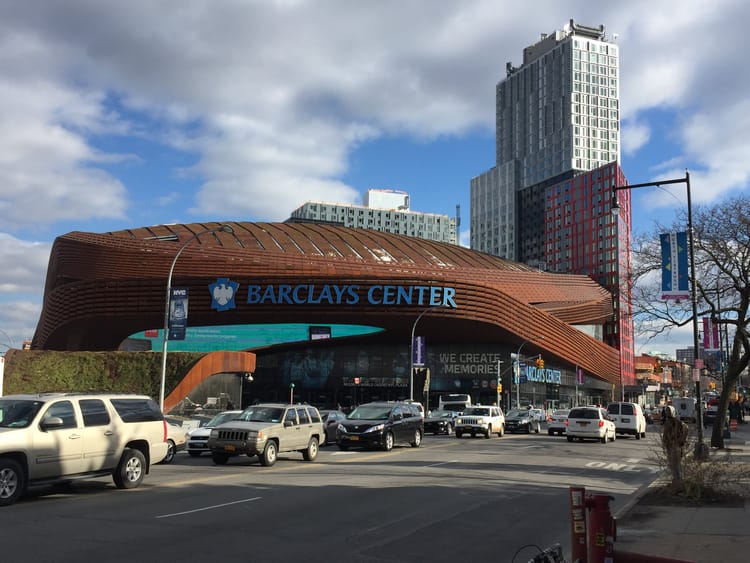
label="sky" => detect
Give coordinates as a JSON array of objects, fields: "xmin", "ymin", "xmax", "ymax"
[{"xmin": 1, "ymin": 0, "xmax": 749, "ymax": 359}]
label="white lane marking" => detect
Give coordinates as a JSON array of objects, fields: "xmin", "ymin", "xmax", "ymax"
[
  {"xmin": 156, "ymin": 496, "xmax": 262, "ymax": 518},
  {"xmin": 426, "ymin": 461, "xmax": 458, "ymax": 467}
]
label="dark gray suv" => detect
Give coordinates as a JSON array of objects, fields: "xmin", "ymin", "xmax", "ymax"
[{"xmin": 336, "ymin": 401, "xmax": 424, "ymax": 451}]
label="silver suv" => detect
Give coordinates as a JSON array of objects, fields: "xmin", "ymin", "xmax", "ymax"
[
  {"xmin": 0, "ymin": 393, "xmax": 169, "ymax": 506},
  {"xmin": 207, "ymin": 403, "xmax": 324, "ymax": 466}
]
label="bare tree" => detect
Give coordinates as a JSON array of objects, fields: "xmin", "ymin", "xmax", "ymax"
[{"xmin": 630, "ymin": 195, "xmax": 750, "ymax": 449}]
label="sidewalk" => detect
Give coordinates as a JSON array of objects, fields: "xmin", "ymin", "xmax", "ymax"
[{"xmin": 613, "ymin": 420, "xmax": 750, "ymax": 562}]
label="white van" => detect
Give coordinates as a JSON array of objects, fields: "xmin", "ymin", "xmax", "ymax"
[
  {"xmin": 606, "ymin": 402, "xmax": 647, "ymax": 439},
  {"xmin": 672, "ymin": 397, "xmax": 697, "ymax": 423}
]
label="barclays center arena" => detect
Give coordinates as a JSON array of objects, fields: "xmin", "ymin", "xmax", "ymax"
[{"xmin": 32, "ymin": 222, "xmax": 620, "ymax": 413}]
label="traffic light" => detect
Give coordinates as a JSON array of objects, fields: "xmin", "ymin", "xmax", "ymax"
[
  {"xmin": 498, "ymin": 383, "xmax": 503, "ymax": 393},
  {"xmin": 535, "ymin": 356, "xmax": 544, "ymax": 370}
]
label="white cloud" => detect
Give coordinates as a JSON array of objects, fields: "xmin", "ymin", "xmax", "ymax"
[{"xmin": 0, "ymin": 0, "xmax": 749, "ymax": 355}]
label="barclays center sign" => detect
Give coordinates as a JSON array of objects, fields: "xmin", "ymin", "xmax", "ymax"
[{"xmin": 208, "ymin": 279, "xmax": 457, "ymax": 311}]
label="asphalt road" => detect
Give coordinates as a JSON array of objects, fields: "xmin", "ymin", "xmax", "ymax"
[{"xmin": 0, "ymin": 430, "xmax": 661, "ymax": 563}]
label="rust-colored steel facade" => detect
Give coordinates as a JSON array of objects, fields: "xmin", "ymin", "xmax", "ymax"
[{"xmin": 33, "ymin": 222, "xmax": 620, "ymax": 385}]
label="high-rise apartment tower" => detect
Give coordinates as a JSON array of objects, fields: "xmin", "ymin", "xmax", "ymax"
[{"xmin": 470, "ymin": 20, "xmax": 634, "ymax": 393}]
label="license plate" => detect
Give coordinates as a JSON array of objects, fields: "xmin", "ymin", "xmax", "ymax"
[
  {"xmin": 577, "ymin": 421, "xmax": 589, "ymax": 426},
  {"xmin": 350, "ymin": 436, "xmax": 359, "ymax": 441},
  {"xmin": 622, "ymin": 418, "xmax": 630, "ymax": 423},
  {"xmin": 224, "ymin": 444, "xmax": 236, "ymax": 452}
]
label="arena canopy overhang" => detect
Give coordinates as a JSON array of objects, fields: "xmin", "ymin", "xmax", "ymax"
[{"xmin": 32, "ymin": 222, "xmax": 620, "ymax": 385}]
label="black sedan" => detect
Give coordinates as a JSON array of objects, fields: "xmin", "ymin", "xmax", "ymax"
[
  {"xmin": 423, "ymin": 410, "xmax": 457, "ymax": 435},
  {"xmin": 319, "ymin": 409, "xmax": 347, "ymax": 445}
]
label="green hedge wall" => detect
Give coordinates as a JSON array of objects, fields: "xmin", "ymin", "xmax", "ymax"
[{"xmin": 2, "ymin": 349, "xmax": 205, "ymax": 400}]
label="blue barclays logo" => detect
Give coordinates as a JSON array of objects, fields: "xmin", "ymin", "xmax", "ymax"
[{"xmin": 209, "ymin": 278, "xmax": 240, "ymax": 311}]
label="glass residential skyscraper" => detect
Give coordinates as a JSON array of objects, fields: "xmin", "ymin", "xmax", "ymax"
[
  {"xmin": 471, "ymin": 20, "xmax": 620, "ymax": 261},
  {"xmin": 470, "ymin": 20, "xmax": 634, "ymax": 394}
]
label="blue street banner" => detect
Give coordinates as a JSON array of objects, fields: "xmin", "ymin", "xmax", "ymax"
[
  {"xmin": 660, "ymin": 232, "xmax": 690, "ymax": 300},
  {"xmin": 168, "ymin": 287, "xmax": 189, "ymax": 340},
  {"xmin": 412, "ymin": 335, "xmax": 425, "ymax": 366}
]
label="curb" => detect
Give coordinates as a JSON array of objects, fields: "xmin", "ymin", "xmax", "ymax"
[{"xmin": 614, "ymin": 471, "xmax": 667, "ymax": 520}]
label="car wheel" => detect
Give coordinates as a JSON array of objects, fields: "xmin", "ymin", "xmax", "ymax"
[
  {"xmin": 498, "ymin": 424, "xmax": 504, "ymax": 437},
  {"xmin": 0, "ymin": 458, "xmax": 25, "ymax": 507},
  {"xmin": 485, "ymin": 425, "xmax": 492, "ymax": 439},
  {"xmin": 161, "ymin": 439, "xmax": 176, "ymax": 464},
  {"xmin": 260, "ymin": 441, "xmax": 278, "ymax": 466},
  {"xmin": 611, "ymin": 431, "xmax": 616, "ymax": 442},
  {"xmin": 383, "ymin": 432, "xmax": 394, "ymax": 451},
  {"xmin": 212, "ymin": 452, "xmax": 230, "ymax": 465},
  {"xmin": 113, "ymin": 448, "xmax": 146, "ymax": 489},
  {"xmin": 411, "ymin": 429, "xmax": 422, "ymax": 447},
  {"xmin": 641, "ymin": 430, "xmax": 647, "ymax": 438},
  {"xmin": 567, "ymin": 436, "xmax": 573, "ymax": 442},
  {"xmin": 600, "ymin": 435, "xmax": 607, "ymax": 444},
  {"xmin": 188, "ymin": 451, "xmax": 202, "ymax": 457},
  {"xmin": 445, "ymin": 423, "xmax": 454, "ymax": 436},
  {"xmin": 635, "ymin": 430, "xmax": 641, "ymax": 440},
  {"xmin": 302, "ymin": 437, "xmax": 319, "ymax": 461},
  {"xmin": 455, "ymin": 430, "xmax": 463, "ymax": 438},
  {"xmin": 548, "ymin": 429, "xmax": 554, "ymax": 436}
]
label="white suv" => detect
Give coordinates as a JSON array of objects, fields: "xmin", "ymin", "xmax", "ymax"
[
  {"xmin": 455, "ymin": 405, "xmax": 505, "ymax": 438},
  {"xmin": 0, "ymin": 393, "xmax": 168, "ymax": 506},
  {"xmin": 606, "ymin": 402, "xmax": 647, "ymax": 439}
]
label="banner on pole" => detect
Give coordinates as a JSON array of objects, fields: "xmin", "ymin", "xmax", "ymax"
[
  {"xmin": 660, "ymin": 232, "xmax": 690, "ymax": 300},
  {"xmin": 703, "ymin": 317, "xmax": 720, "ymax": 351},
  {"xmin": 412, "ymin": 336, "xmax": 425, "ymax": 366},
  {"xmin": 168, "ymin": 287, "xmax": 189, "ymax": 340}
]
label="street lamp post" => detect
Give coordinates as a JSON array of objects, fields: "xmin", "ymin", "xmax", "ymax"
[
  {"xmin": 409, "ymin": 306, "xmax": 443, "ymax": 401},
  {"xmin": 613, "ymin": 171, "xmax": 708, "ymax": 459},
  {"xmin": 159, "ymin": 224, "xmax": 233, "ymax": 412}
]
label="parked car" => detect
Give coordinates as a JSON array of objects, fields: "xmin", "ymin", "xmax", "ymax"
[
  {"xmin": 336, "ymin": 401, "xmax": 423, "ymax": 451},
  {"xmin": 185, "ymin": 410, "xmax": 243, "ymax": 456},
  {"xmin": 423, "ymin": 410, "xmax": 457, "ymax": 435},
  {"xmin": 207, "ymin": 404, "xmax": 325, "ymax": 467},
  {"xmin": 504, "ymin": 408, "xmax": 541, "ymax": 434},
  {"xmin": 0, "ymin": 393, "xmax": 168, "ymax": 506},
  {"xmin": 606, "ymin": 402, "xmax": 647, "ymax": 439},
  {"xmin": 161, "ymin": 421, "xmax": 188, "ymax": 463},
  {"xmin": 547, "ymin": 409, "xmax": 570, "ymax": 436},
  {"xmin": 455, "ymin": 405, "xmax": 505, "ymax": 438},
  {"xmin": 566, "ymin": 406, "xmax": 616, "ymax": 443},
  {"xmin": 319, "ymin": 409, "xmax": 347, "ymax": 445}
]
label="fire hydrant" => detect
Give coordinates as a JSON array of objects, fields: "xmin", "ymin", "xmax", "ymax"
[{"xmin": 586, "ymin": 494, "xmax": 616, "ymax": 563}]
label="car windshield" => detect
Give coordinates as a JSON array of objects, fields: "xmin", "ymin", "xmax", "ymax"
[
  {"xmin": 238, "ymin": 406, "xmax": 284, "ymax": 423},
  {"xmin": 432, "ymin": 411, "xmax": 455, "ymax": 419},
  {"xmin": 552, "ymin": 410, "xmax": 570, "ymax": 416},
  {"xmin": 506, "ymin": 409, "xmax": 528, "ymax": 417},
  {"xmin": 207, "ymin": 411, "xmax": 241, "ymax": 427},
  {"xmin": 464, "ymin": 407, "xmax": 490, "ymax": 416},
  {"xmin": 0, "ymin": 399, "xmax": 44, "ymax": 428},
  {"xmin": 348, "ymin": 405, "xmax": 392, "ymax": 420}
]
